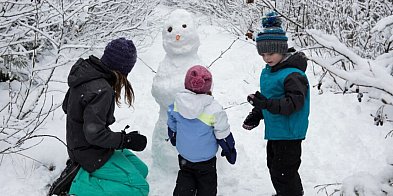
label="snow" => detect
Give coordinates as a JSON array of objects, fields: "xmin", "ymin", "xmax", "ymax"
[
  {"xmin": 306, "ymin": 29, "xmax": 393, "ymax": 102},
  {"xmin": 371, "ymin": 15, "xmax": 393, "ymax": 33},
  {"xmin": 0, "ymin": 7, "xmax": 392, "ymax": 196}
]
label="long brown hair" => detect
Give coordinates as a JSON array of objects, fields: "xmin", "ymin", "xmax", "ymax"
[{"xmin": 112, "ymin": 71, "xmax": 134, "ymax": 107}]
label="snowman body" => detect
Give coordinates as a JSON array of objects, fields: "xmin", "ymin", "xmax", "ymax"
[{"xmin": 151, "ymin": 9, "xmax": 203, "ymax": 171}]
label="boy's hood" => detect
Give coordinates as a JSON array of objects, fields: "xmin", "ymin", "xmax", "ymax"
[
  {"xmin": 175, "ymin": 89, "xmax": 214, "ymax": 119},
  {"xmin": 271, "ymin": 51, "xmax": 308, "ymax": 72}
]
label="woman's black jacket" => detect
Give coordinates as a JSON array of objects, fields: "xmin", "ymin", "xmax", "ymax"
[{"xmin": 62, "ymin": 55, "xmax": 122, "ymax": 172}]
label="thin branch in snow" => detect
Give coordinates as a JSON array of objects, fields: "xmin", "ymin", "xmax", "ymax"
[
  {"xmin": 14, "ymin": 152, "xmax": 51, "ymax": 170},
  {"xmin": 223, "ymin": 101, "xmax": 248, "ymax": 110},
  {"xmin": 208, "ymin": 38, "xmax": 239, "ymax": 68},
  {"xmin": 22, "ymin": 134, "xmax": 68, "ymax": 150},
  {"xmin": 137, "ymin": 57, "xmax": 156, "ymax": 74},
  {"xmin": 385, "ymin": 130, "xmax": 393, "ymax": 139},
  {"xmin": 314, "ymin": 182, "xmax": 342, "ymax": 196}
]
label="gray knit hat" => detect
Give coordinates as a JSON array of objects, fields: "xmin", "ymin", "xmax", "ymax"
[{"xmin": 256, "ymin": 11, "xmax": 288, "ymax": 55}]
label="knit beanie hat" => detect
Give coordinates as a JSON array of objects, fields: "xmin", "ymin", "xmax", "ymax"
[
  {"xmin": 256, "ymin": 11, "xmax": 288, "ymax": 55},
  {"xmin": 184, "ymin": 65, "xmax": 212, "ymax": 94},
  {"xmin": 101, "ymin": 37, "xmax": 137, "ymax": 75}
]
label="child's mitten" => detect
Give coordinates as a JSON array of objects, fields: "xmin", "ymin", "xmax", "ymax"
[
  {"xmin": 243, "ymin": 107, "xmax": 263, "ymax": 130},
  {"xmin": 217, "ymin": 133, "xmax": 237, "ymax": 164},
  {"xmin": 167, "ymin": 127, "xmax": 176, "ymax": 146}
]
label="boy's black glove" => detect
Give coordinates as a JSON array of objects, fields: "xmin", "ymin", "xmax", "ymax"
[
  {"xmin": 243, "ymin": 107, "xmax": 263, "ymax": 130},
  {"xmin": 120, "ymin": 131, "xmax": 147, "ymax": 151},
  {"xmin": 247, "ymin": 91, "xmax": 268, "ymax": 110}
]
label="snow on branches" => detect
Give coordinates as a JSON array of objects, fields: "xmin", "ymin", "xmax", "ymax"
[
  {"xmin": 0, "ymin": 0, "xmax": 158, "ymax": 155},
  {"xmin": 306, "ymin": 29, "xmax": 393, "ymax": 101}
]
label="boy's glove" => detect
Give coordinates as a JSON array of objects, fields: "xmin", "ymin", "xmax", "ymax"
[
  {"xmin": 217, "ymin": 133, "xmax": 237, "ymax": 165},
  {"xmin": 120, "ymin": 131, "xmax": 147, "ymax": 151},
  {"xmin": 167, "ymin": 127, "xmax": 176, "ymax": 146},
  {"xmin": 247, "ymin": 91, "xmax": 268, "ymax": 110},
  {"xmin": 243, "ymin": 107, "xmax": 263, "ymax": 130}
]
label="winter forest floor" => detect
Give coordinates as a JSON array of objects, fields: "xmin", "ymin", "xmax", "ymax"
[{"xmin": 0, "ymin": 6, "xmax": 392, "ymax": 196}]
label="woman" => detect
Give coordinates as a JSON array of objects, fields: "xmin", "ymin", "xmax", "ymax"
[{"xmin": 62, "ymin": 38, "xmax": 149, "ymax": 196}]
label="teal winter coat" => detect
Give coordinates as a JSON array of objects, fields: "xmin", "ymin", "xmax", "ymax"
[{"xmin": 259, "ymin": 52, "xmax": 310, "ymax": 140}]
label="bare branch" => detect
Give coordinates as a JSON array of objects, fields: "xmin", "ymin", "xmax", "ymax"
[
  {"xmin": 137, "ymin": 57, "xmax": 156, "ymax": 74},
  {"xmin": 314, "ymin": 183, "xmax": 342, "ymax": 196},
  {"xmin": 208, "ymin": 38, "xmax": 239, "ymax": 68},
  {"xmin": 223, "ymin": 101, "xmax": 248, "ymax": 110}
]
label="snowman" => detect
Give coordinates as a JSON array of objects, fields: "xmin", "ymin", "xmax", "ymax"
[{"xmin": 151, "ymin": 9, "xmax": 203, "ymax": 171}]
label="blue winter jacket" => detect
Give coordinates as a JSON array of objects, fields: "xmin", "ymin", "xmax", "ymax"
[
  {"xmin": 167, "ymin": 89, "xmax": 231, "ymax": 162},
  {"xmin": 260, "ymin": 52, "xmax": 310, "ymax": 140}
]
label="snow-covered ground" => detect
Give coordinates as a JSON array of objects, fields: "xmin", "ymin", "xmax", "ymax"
[{"xmin": 0, "ymin": 8, "xmax": 392, "ymax": 196}]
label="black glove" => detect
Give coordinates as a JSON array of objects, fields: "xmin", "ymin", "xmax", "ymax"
[
  {"xmin": 167, "ymin": 127, "xmax": 176, "ymax": 146},
  {"xmin": 243, "ymin": 107, "xmax": 263, "ymax": 130},
  {"xmin": 247, "ymin": 91, "xmax": 268, "ymax": 110},
  {"xmin": 120, "ymin": 131, "xmax": 147, "ymax": 151}
]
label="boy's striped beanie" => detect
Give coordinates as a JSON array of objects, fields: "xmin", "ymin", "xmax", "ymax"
[{"xmin": 256, "ymin": 11, "xmax": 288, "ymax": 55}]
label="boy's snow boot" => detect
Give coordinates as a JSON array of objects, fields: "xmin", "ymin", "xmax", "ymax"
[{"xmin": 47, "ymin": 159, "xmax": 80, "ymax": 196}]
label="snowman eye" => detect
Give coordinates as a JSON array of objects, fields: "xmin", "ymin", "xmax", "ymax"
[
  {"xmin": 182, "ymin": 24, "xmax": 187, "ymax": 28},
  {"xmin": 168, "ymin": 27, "xmax": 173, "ymax": 32}
]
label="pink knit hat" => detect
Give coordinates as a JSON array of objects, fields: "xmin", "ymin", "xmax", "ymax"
[{"xmin": 184, "ymin": 65, "xmax": 212, "ymax": 94}]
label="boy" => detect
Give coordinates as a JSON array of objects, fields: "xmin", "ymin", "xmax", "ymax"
[{"xmin": 243, "ymin": 11, "xmax": 309, "ymax": 196}]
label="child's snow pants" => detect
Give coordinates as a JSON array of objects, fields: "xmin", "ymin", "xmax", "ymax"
[
  {"xmin": 267, "ymin": 140, "xmax": 303, "ymax": 196},
  {"xmin": 69, "ymin": 150, "xmax": 149, "ymax": 196},
  {"xmin": 173, "ymin": 155, "xmax": 217, "ymax": 196}
]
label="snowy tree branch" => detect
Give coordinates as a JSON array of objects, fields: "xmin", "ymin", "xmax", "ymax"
[
  {"xmin": 17, "ymin": 21, "xmax": 59, "ymax": 48},
  {"xmin": 306, "ymin": 29, "xmax": 393, "ymax": 98}
]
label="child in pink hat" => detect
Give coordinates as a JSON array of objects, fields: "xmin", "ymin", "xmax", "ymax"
[{"xmin": 167, "ymin": 65, "xmax": 237, "ymax": 196}]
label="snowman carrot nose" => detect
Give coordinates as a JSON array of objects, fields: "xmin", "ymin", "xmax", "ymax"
[{"xmin": 176, "ymin": 34, "xmax": 180, "ymax": 41}]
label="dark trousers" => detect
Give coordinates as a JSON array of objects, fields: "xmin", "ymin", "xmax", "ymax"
[
  {"xmin": 267, "ymin": 140, "xmax": 303, "ymax": 196},
  {"xmin": 173, "ymin": 155, "xmax": 217, "ymax": 196}
]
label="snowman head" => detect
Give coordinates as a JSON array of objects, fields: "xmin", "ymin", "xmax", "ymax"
[{"xmin": 162, "ymin": 9, "xmax": 200, "ymax": 56}]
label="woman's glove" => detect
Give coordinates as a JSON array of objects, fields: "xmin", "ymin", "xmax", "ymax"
[{"xmin": 120, "ymin": 131, "xmax": 147, "ymax": 151}]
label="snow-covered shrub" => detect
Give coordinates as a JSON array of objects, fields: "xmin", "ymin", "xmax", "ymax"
[
  {"xmin": 277, "ymin": 0, "xmax": 393, "ymax": 58},
  {"xmin": 0, "ymin": 0, "xmax": 158, "ymax": 155}
]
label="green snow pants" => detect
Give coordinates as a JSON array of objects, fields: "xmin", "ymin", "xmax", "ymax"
[{"xmin": 69, "ymin": 150, "xmax": 149, "ymax": 196}]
